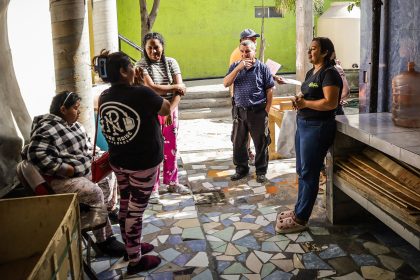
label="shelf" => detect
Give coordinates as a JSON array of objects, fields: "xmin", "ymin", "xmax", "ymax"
[{"xmin": 334, "ymin": 175, "xmax": 420, "ymax": 249}]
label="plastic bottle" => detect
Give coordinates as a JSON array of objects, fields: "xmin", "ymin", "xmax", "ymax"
[{"xmin": 392, "ymin": 62, "xmax": 420, "ymax": 127}]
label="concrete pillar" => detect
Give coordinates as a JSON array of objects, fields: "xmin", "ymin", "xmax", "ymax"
[
  {"xmin": 295, "ymin": 0, "xmax": 313, "ymax": 93},
  {"xmin": 0, "ymin": 0, "xmax": 32, "ymax": 193},
  {"xmin": 50, "ymin": 0, "xmax": 94, "ymax": 137},
  {"xmin": 92, "ymin": 0, "xmax": 118, "ymax": 54}
]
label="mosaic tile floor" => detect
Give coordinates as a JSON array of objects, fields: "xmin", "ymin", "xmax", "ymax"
[{"xmin": 88, "ymin": 118, "xmax": 420, "ymax": 280}]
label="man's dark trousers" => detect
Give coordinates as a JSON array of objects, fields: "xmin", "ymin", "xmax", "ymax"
[{"xmin": 231, "ymin": 105, "xmax": 271, "ymax": 176}]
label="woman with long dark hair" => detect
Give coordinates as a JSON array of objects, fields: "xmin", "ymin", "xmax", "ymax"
[
  {"xmin": 136, "ymin": 32, "xmax": 190, "ymax": 203},
  {"xmin": 275, "ymin": 37, "xmax": 342, "ymax": 233},
  {"xmin": 93, "ymin": 50, "xmax": 170, "ymax": 274}
]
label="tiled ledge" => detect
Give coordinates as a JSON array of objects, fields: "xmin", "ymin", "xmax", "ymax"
[{"xmin": 336, "ymin": 113, "xmax": 420, "ymax": 169}]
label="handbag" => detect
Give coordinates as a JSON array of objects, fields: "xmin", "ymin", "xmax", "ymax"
[{"xmin": 91, "ymin": 107, "xmax": 112, "ymax": 183}]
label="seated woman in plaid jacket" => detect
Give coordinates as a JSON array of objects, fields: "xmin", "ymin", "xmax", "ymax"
[{"xmin": 20, "ymin": 91, "xmax": 125, "ymax": 257}]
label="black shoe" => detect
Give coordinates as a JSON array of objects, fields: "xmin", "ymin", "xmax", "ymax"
[
  {"xmin": 124, "ymin": 242, "xmax": 155, "ymax": 261},
  {"xmin": 231, "ymin": 172, "xmax": 248, "ymax": 181},
  {"xmin": 256, "ymin": 174, "xmax": 267, "ymax": 183},
  {"xmin": 127, "ymin": 256, "xmax": 161, "ymax": 275},
  {"xmin": 108, "ymin": 209, "xmax": 119, "ymax": 225},
  {"xmin": 96, "ymin": 236, "xmax": 126, "ymax": 257}
]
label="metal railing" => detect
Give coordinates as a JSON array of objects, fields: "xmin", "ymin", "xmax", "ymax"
[{"xmin": 118, "ymin": 34, "xmax": 143, "ymax": 63}]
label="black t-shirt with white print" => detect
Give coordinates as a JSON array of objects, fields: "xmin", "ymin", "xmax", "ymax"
[
  {"xmin": 98, "ymin": 84, "xmax": 164, "ymax": 170},
  {"xmin": 298, "ymin": 66, "xmax": 343, "ymax": 120}
]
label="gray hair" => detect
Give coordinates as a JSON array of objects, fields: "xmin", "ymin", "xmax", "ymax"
[{"xmin": 240, "ymin": 40, "xmax": 256, "ymax": 51}]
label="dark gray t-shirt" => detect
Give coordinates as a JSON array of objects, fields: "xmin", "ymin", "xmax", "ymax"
[
  {"xmin": 99, "ymin": 84, "xmax": 164, "ymax": 170},
  {"xmin": 298, "ymin": 66, "xmax": 343, "ymax": 120}
]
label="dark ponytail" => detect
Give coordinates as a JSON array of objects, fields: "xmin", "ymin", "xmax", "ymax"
[
  {"xmin": 312, "ymin": 37, "xmax": 336, "ymax": 67},
  {"xmin": 92, "ymin": 49, "xmax": 131, "ymax": 83}
]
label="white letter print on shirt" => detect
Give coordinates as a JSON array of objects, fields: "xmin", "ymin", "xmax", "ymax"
[{"xmin": 99, "ymin": 102, "xmax": 140, "ymax": 145}]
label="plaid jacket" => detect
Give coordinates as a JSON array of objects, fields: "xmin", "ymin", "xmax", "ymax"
[{"xmin": 22, "ymin": 114, "xmax": 93, "ymax": 177}]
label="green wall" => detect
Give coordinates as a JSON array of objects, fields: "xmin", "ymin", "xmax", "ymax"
[
  {"xmin": 117, "ymin": 0, "xmax": 296, "ymax": 79},
  {"xmin": 117, "ymin": 0, "xmax": 350, "ymax": 79}
]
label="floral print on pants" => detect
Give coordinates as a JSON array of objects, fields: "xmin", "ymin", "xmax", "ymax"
[{"xmin": 153, "ymin": 107, "xmax": 179, "ymax": 191}]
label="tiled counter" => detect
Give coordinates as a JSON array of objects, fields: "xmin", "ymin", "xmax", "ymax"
[{"xmin": 326, "ymin": 113, "xmax": 420, "ymax": 249}]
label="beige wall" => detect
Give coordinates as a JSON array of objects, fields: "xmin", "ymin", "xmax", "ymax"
[
  {"xmin": 8, "ymin": 0, "xmax": 55, "ymax": 118},
  {"xmin": 318, "ymin": 18, "xmax": 360, "ymax": 69},
  {"xmin": 317, "ymin": 2, "xmax": 360, "ymax": 70}
]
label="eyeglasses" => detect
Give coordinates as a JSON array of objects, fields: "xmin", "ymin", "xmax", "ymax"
[{"xmin": 62, "ymin": 92, "xmax": 73, "ymax": 107}]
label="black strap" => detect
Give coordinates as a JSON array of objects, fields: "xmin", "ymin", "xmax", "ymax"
[
  {"xmin": 93, "ymin": 92, "xmax": 106, "ymax": 158},
  {"xmin": 163, "ymin": 58, "xmax": 173, "ymax": 85}
]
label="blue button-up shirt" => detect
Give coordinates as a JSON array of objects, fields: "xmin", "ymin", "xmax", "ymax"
[{"xmin": 226, "ymin": 60, "xmax": 274, "ymax": 107}]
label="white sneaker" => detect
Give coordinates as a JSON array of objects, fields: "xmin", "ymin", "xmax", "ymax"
[
  {"xmin": 148, "ymin": 190, "xmax": 160, "ymax": 204},
  {"xmin": 168, "ymin": 183, "xmax": 191, "ymax": 195},
  {"xmin": 159, "ymin": 184, "xmax": 169, "ymax": 194}
]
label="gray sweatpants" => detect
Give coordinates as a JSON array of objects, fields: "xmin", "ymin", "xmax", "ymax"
[{"xmin": 50, "ymin": 174, "xmax": 117, "ymax": 242}]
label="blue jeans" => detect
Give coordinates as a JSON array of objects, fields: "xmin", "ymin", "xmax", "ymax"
[{"xmin": 294, "ymin": 116, "xmax": 336, "ymax": 221}]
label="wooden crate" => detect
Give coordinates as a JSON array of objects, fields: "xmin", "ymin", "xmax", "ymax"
[{"xmin": 0, "ymin": 194, "xmax": 83, "ymax": 280}]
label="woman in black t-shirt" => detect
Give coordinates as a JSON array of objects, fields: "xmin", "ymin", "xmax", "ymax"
[
  {"xmin": 93, "ymin": 50, "xmax": 170, "ymax": 274},
  {"xmin": 275, "ymin": 37, "xmax": 342, "ymax": 234}
]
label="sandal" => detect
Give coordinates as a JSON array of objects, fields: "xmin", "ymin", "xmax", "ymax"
[
  {"xmin": 275, "ymin": 216, "xmax": 307, "ymax": 234},
  {"xmin": 319, "ymin": 169, "xmax": 327, "ymax": 185},
  {"xmin": 276, "ymin": 210, "xmax": 295, "ymax": 222},
  {"xmin": 168, "ymin": 183, "xmax": 191, "ymax": 195}
]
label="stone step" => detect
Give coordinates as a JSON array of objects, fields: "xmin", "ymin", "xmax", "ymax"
[
  {"xmin": 179, "ymin": 97, "xmax": 231, "ymax": 110},
  {"xmin": 183, "ymin": 90, "xmax": 229, "ymax": 100},
  {"xmin": 184, "ymin": 83, "xmax": 229, "ymax": 100},
  {"xmin": 179, "ymin": 107, "xmax": 231, "ymax": 120}
]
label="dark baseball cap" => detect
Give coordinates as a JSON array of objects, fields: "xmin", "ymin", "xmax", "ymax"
[{"xmin": 240, "ymin": 29, "xmax": 260, "ymax": 39}]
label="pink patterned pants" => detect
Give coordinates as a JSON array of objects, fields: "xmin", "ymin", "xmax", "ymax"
[
  {"xmin": 110, "ymin": 163, "xmax": 158, "ymax": 262},
  {"xmin": 153, "ymin": 107, "xmax": 179, "ymax": 191}
]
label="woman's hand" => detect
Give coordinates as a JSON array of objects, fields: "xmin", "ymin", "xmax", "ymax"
[
  {"xmin": 174, "ymin": 84, "xmax": 186, "ymax": 96},
  {"xmin": 164, "ymin": 114, "xmax": 173, "ymax": 126},
  {"xmin": 291, "ymin": 92, "xmax": 306, "ymax": 110},
  {"xmin": 65, "ymin": 165, "xmax": 75, "ymax": 177},
  {"xmin": 291, "ymin": 96, "xmax": 298, "ymax": 110},
  {"xmin": 273, "ymin": 75, "xmax": 286, "ymax": 84},
  {"xmin": 294, "ymin": 96, "xmax": 306, "ymax": 110},
  {"xmin": 134, "ymin": 67, "xmax": 144, "ymax": 85}
]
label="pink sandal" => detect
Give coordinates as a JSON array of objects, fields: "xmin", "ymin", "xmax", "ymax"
[
  {"xmin": 275, "ymin": 216, "xmax": 307, "ymax": 234},
  {"xmin": 276, "ymin": 210, "xmax": 295, "ymax": 222}
]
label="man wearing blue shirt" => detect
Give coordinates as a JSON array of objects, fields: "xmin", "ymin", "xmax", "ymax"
[{"xmin": 224, "ymin": 40, "xmax": 274, "ymax": 183}]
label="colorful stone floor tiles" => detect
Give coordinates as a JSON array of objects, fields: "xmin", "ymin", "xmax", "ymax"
[{"xmin": 86, "ymin": 119, "xmax": 420, "ymax": 280}]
